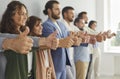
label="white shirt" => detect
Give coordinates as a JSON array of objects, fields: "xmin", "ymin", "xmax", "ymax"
[
  {"xmin": 54, "ymin": 21, "xmax": 62, "ymax": 35},
  {"xmin": 84, "ymin": 26, "xmax": 98, "ymax": 35},
  {"xmin": 27, "ymin": 52, "xmax": 33, "ymax": 73},
  {"xmin": 62, "ymin": 19, "xmax": 80, "ymax": 60},
  {"xmin": 44, "ymin": 50, "xmax": 49, "ymax": 67},
  {"xmin": 62, "ymin": 19, "xmax": 79, "ymax": 32}
]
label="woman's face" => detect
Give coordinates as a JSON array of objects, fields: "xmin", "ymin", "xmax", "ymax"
[
  {"xmin": 33, "ymin": 21, "xmax": 43, "ymax": 36},
  {"xmin": 12, "ymin": 6, "xmax": 27, "ymax": 27}
]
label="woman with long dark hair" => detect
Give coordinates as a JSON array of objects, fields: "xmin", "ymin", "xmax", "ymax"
[
  {"xmin": 0, "ymin": 1, "xmax": 38, "ymax": 79},
  {"xmin": 26, "ymin": 16, "xmax": 56, "ymax": 79}
]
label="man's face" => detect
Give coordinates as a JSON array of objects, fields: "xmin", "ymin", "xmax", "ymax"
[
  {"xmin": 91, "ymin": 22, "xmax": 97, "ymax": 30},
  {"xmin": 51, "ymin": 3, "xmax": 60, "ymax": 20},
  {"xmin": 82, "ymin": 14, "xmax": 88, "ymax": 24},
  {"xmin": 76, "ymin": 19, "xmax": 85, "ymax": 29},
  {"xmin": 66, "ymin": 9, "xmax": 74, "ymax": 22}
]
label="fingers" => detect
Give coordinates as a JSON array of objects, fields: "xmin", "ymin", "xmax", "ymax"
[
  {"xmin": 112, "ymin": 33, "xmax": 116, "ymax": 36},
  {"xmin": 98, "ymin": 32, "xmax": 102, "ymax": 35},
  {"xmin": 64, "ymin": 37, "xmax": 74, "ymax": 48},
  {"xmin": 27, "ymin": 37, "xmax": 33, "ymax": 43},
  {"xmin": 51, "ymin": 38, "xmax": 59, "ymax": 50},
  {"xmin": 73, "ymin": 37, "xmax": 82, "ymax": 46},
  {"xmin": 58, "ymin": 37, "xmax": 74, "ymax": 48},
  {"xmin": 69, "ymin": 31, "xmax": 75, "ymax": 38},
  {"xmin": 107, "ymin": 30, "xmax": 111, "ymax": 33}
]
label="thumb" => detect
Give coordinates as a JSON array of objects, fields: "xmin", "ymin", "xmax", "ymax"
[
  {"xmin": 49, "ymin": 30, "xmax": 57, "ymax": 38},
  {"xmin": 69, "ymin": 31, "xmax": 74, "ymax": 38},
  {"xmin": 20, "ymin": 26, "xmax": 30, "ymax": 37},
  {"xmin": 84, "ymin": 31, "xmax": 87, "ymax": 35},
  {"xmin": 107, "ymin": 30, "xmax": 111, "ymax": 33},
  {"xmin": 98, "ymin": 32, "xmax": 102, "ymax": 35}
]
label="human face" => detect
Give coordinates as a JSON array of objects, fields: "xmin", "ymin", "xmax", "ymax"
[
  {"xmin": 33, "ymin": 21, "xmax": 43, "ymax": 36},
  {"xmin": 51, "ymin": 3, "xmax": 60, "ymax": 20},
  {"xmin": 91, "ymin": 22, "xmax": 97, "ymax": 30},
  {"xmin": 66, "ymin": 10, "xmax": 74, "ymax": 22},
  {"xmin": 12, "ymin": 6, "xmax": 27, "ymax": 28},
  {"xmin": 76, "ymin": 19, "xmax": 85, "ymax": 29},
  {"xmin": 82, "ymin": 14, "xmax": 88, "ymax": 24}
]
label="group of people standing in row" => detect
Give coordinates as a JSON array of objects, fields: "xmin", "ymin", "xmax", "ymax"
[{"xmin": 0, "ymin": 0, "xmax": 116, "ymax": 79}]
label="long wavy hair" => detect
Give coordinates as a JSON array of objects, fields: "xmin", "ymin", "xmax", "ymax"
[{"xmin": 0, "ymin": 1, "xmax": 28, "ymax": 34}]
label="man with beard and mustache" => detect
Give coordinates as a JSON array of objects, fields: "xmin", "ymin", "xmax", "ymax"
[
  {"xmin": 61, "ymin": 6, "xmax": 81, "ymax": 79},
  {"xmin": 78, "ymin": 12, "xmax": 88, "ymax": 24},
  {"xmin": 42, "ymin": 1, "xmax": 82, "ymax": 79}
]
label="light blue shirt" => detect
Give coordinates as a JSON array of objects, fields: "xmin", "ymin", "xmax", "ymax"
[{"xmin": 74, "ymin": 43, "xmax": 90, "ymax": 62}]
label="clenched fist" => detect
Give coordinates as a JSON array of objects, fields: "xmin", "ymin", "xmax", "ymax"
[
  {"xmin": 58, "ymin": 36, "xmax": 74, "ymax": 48},
  {"xmin": 2, "ymin": 27, "xmax": 33, "ymax": 54}
]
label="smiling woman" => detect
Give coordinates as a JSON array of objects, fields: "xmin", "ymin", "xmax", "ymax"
[
  {"xmin": 0, "ymin": 1, "xmax": 28, "ymax": 34},
  {"xmin": 0, "ymin": 1, "xmax": 36, "ymax": 79},
  {"xmin": 26, "ymin": 16, "xmax": 56, "ymax": 79}
]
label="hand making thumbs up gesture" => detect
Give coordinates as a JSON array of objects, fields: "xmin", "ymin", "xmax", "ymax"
[{"xmin": 2, "ymin": 27, "xmax": 33, "ymax": 54}]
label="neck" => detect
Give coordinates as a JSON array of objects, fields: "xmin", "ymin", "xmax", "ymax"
[
  {"xmin": 49, "ymin": 16, "xmax": 57, "ymax": 22},
  {"xmin": 79, "ymin": 27, "xmax": 84, "ymax": 31},
  {"xmin": 64, "ymin": 19, "xmax": 71, "ymax": 26}
]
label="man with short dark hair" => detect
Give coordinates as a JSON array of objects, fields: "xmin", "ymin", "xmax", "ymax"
[
  {"xmin": 78, "ymin": 11, "xmax": 88, "ymax": 24},
  {"xmin": 42, "ymin": 1, "xmax": 75, "ymax": 79},
  {"xmin": 62, "ymin": 6, "xmax": 80, "ymax": 79},
  {"xmin": 42, "ymin": 1, "xmax": 82, "ymax": 79}
]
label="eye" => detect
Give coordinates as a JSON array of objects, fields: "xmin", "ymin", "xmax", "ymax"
[{"xmin": 17, "ymin": 12, "xmax": 27, "ymax": 16}]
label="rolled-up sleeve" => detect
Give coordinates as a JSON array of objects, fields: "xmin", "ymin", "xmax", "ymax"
[
  {"xmin": 31, "ymin": 37, "xmax": 39, "ymax": 47},
  {"xmin": 0, "ymin": 33, "xmax": 40, "ymax": 48}
]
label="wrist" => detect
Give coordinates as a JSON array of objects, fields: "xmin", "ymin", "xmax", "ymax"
[
  {"xmin": 2, "ymin": 38, "xmax": 14, "ymax": 50},
  {"xmin": 39, "ymin": 37, "xmax": 47, "ymax": 47}
]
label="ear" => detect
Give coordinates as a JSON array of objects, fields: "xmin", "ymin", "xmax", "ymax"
[
  {"xmin": 64, "ymin": 12, "xmax": 68, "ymax": 18},
  {"xmin": 47, "ymin": 9, "xmax": 51, "ymax": 14},
  {"xmin": 75, "ymin": 22, "xmax": 78, "ymax": 26}
]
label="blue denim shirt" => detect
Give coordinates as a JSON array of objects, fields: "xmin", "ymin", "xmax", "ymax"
[{"xmin": 74, "ymin": 43, "xmax": 90, "ymax": 62}]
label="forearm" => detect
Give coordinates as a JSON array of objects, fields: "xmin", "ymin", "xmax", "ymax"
[{"xmin": 0, "ymin": 33, "xmax": 40, "ymax": 47}]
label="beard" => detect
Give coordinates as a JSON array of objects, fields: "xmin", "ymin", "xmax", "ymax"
[
  {"xmin": 85, "ymin": 21, "xmax": 88, "ymax": 24},
  {"xmin": 67, "ymin": 16, "xmax": 74, "ymax": 22},
  {"xmin": 68, "ymin": 18, "xmax": 73, "ymax": 22},
  {"xmin": 51, "ymin": 11, "xmax": 60, "ymax": 20}
]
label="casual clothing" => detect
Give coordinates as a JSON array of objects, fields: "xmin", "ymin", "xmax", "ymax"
[
  {"xmin": 42, "ymin": 18, "xmax": 71, "ymax": 79},
  {"xmin": 74, "ymin": 45, "xmax": 90, "ymax": 62},
  {"xmin": 74, "ymin": 43, "xmax": 90, "ymax": 79},
  {"xmin": 0, "ymin": 33, "xmax": 40, "ymax": 51},
  {"xmin": 74, "ymin": 27, "xmax": 90, "ymax": 79},
  {"xmin": 0, "ymin": 33, "xmax": 40, "ymax": 79},
  {"xmin": 86, "ymin": 27, "xmax": 101, "ymax": 79},
  {"xmin": 62, "ymin": 19, "xmax": 79, "ymax": 79},
  {"xmin": 0, "ymin": 53, "xmax": 7, "ymax": 79},
  {"xmin": 36, "ymin": 49, "xmax": 56, "ymax": 79},
  {"xmin": 4, "ymin": 49, "xmax": 36, "ymax": 79},
  {"xmin": 75, "ymin": 60, "xmax": 89, "ymax": 79},
  {"xmin": 87, "ymin": 44, "xmax": 101, "ymax": 79}
]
